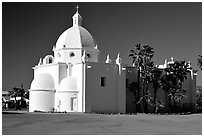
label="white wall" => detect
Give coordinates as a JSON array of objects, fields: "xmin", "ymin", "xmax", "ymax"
[
  {"xmin": 82, "ymin": 49, "xmax": 99, "ymax": 63},
  {"xmin": 117, "ymin": 65, "xmax": 126, "ymax": 113},
  {"xmin": 54, "ymin": 49, "xmax": 82, "ymax": 64},
  {"xmin": 55, "ymin": 91, "xmax": 78, "ymax": 112},
  {"xmin": 85, "ymin": 62, "xmax": 126, "ymax": 113},
  {"xmin": 72, "ymin": 63, "xmax": 84, "ymax": 112},
  {"xmin": 29, "ymin": 90, "xmax": 55, "ymax": 112},
  {"xmin": 34, "ymin": 63, "xmax": 67, "ymax": 90},
  {"xmin": 34, "ymin": 64, "xmax": 59, "ymax": 89},
  {"xmin": 33, "ymin": 63, "xmax": 68, "ymax": 110}
]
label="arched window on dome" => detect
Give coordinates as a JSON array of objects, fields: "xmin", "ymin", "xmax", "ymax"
[{"xmin": 43, "ymin": 55, "xmax": 54, "ymax": 65}]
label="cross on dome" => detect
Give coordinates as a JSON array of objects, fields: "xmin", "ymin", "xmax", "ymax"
[{"xmin": 76, "ymin": 5, "xmax": 79, "ymax": 12}]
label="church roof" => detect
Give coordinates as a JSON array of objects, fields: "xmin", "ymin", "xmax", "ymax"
[
  {"xmin": 57, "ymin": 76, "xmax": 77, "ymax": 91},
  {"xmin": 55, "ymin": 7, "xmax": 96, "ymax": 50},
  {"xmin": 55, "ymin": 26, "xmax": 95, "ymax": 49},
  {"xmin": 30, "ymin": 73, "xmax": 55, "ymax": 91}
]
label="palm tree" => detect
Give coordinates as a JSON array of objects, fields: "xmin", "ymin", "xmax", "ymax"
[
  {"xmin": 129, "ymin": 44, "xmax": 154, "ymax": 113},
  {"xmin": 139, "ymin": 45, "xmax": 154, "ymax": 113},
  {"xmin": 160, "ymin": 60, "xmax": 190, "ymax": 112},
  {"xmin": 150, "ymin": 66, "xmax": 163, "ymax": 113},
  {"xmin": 197, "ymin": 55, "xmax": 202, "ymax": 70},
  {"xmin": 129, "ymin": 43, "xmax": 143, "ymax": 112}
]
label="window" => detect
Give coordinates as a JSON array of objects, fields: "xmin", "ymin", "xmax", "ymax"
[
  {"xmin": 126, "ymin": 79, "xmax": 129, "ymax": 87},
  {"xmin": 101, "ymin": 77, "xmax": 106, "ymax": 87},
  {"xmin": 57, "ymin": 53, "xmax": 61, "ymax": 58},
  {"xmin": 86, "ymin": 53, "xmax": 91, "ymax": 58},
  {"xmin": 44, "ymin": 55, "xmax": 53, "ymax": 64},
  {"xmin": 71, "ymin": 98, "xmax": 74, "ymax": 111},
  {"xmin": 48, "ymin": 58, "xmax": 52, "ymax": 64},
  {"xmin": 71, "ymin": 97, "xmax": 77, "ymax": 111},
  {"xmin": 69, "ymin": 52, "xmax": 75, "ymax": 57}
]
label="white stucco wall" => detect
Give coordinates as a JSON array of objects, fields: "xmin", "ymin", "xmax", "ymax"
[
  {"xmin": 54, "ymin": 49, "xmax": 82, "ymax": 64},
  {"xmin": 117, "ymin": 65, "xmax": 126, "ymax": 113},
  {"xmin": 83, "ymin": 49, "xmax": 99, "ymax": 63},
  {"xmin": 85, "ymin": 62, "xmax": 126, "ymax": 113},
  {"xmin": 29, "ymin": 90, "xmax": 55, "ymax": 112},
  {"xmin": 34, "ymin": 64, "xmax": 59, "ymax": 89},
  {"xmin": 72, "ymin": 63, "xmax": 85, "ymax": 112},
  {"xmin": 56, "ymin": 91, "xmax": 78, "ymax": 112},
  {"xmin": 33, "ymin": 63, "xmax": 67, "ymax": 90}
]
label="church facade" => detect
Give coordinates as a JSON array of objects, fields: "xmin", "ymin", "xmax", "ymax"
[{"xmin": 29, "ymin": 8, "xmax": 197, "ymax": 113}]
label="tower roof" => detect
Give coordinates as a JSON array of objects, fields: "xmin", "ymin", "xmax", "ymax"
[{"xmin": 56, "ymin": 26, "xmax": 96, "ymax": 49}]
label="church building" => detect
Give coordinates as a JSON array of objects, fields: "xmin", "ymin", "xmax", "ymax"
[
  {"xmin": 29, "ymin": 7, "xmax": 126, "ymax": 113},
  {"xmin": 29, "ymin": 7, "xmax": 197, "ymax": 113}
]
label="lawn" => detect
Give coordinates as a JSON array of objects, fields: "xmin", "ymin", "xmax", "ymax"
[{"xmin": 2, "ymin": 112, "xmax": 202, "ymax": 135}]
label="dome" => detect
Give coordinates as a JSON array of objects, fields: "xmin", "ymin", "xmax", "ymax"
[
  {"xmin": 58, "ymin": 76, "xmax": 77, "ymax": 91},
  {"xmin": 30, "ymin": 73, "xmax": 55, "ymax": 90},
  {"xmin": 55, "ymin": 9, "xmax": 96, "ymax": 50},
  {"xmin": 56, "ymin": 26, "xmax": 95, "ymax": 49}
]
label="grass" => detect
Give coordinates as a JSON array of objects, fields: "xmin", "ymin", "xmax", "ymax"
[{"xmin": 2, "ymin": 112, "xmax": 202, "ymax": 135}]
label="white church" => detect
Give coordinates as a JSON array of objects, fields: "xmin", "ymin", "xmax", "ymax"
[
  {"xmin": 29, "ymin": 7, "xmax": 197, "ymax": 113},
  {"xmin": 29, "ymin": 7, "xmax": 126, "ymax": 113}
]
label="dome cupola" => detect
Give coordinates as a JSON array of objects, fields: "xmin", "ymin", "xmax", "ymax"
[
  {"xmin": 55, "ymin": 6, "xmax": 96, "ymax": 50},
  {"xmin": 54, "ymin": 6, "xmax": 100, "ymax": 64},
  {"xmin": 72, "ymin": 5, "xmax": 82, "ymax": 26}
]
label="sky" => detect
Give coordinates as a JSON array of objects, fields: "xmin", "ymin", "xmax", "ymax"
[{"xmin": 2, "ymin": 2, "xmax": 202, "ymax": 91}]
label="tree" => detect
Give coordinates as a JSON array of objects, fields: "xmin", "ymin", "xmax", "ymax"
[
  {"xmin": 196, "ymin": 86, "xmax": 202, "ymax": 112},
  {"xmin": 149, "ymin": 66, "xmax": 164, "ymax": 113},
  {"xmin": 139, "ymin": 61, "xmax": 165, "ymax": 113},
  {"xmin": 197, "ymin": 55, "xmax": 202, "ymax": 70},
  {"xmin": 129, "ymin": 44, "xmax": 156, "ymax": 113},
  {"xmin": 140, "ymin": 60, "xmax": 154, "ymax": 113},
  {"xmin": 128, "ymin": 43, "xmax": 144, "ymax": 112},
  {"xmin": 128, "ymin": 81, "xmax": 140, "ymax": 111},
  {"xmin": 160, "ymin": 60, "xmax": 190, "ymax": 112},
  {"xmin": 138, "ymin": 45, "xmax": 154, "ymax": 113},
  {"xmin": 9, "ymin": 84, "xmax": 26, "ymax": 110}
]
